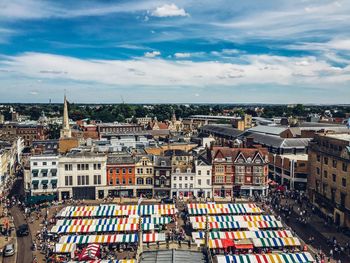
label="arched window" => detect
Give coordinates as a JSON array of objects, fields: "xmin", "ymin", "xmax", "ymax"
[
  {"xmin": 137, "ymin": 178, "xmax": 144, "ymax": 185},
  {"xmin": 146, "ymin": 178, "xmax": 153, "ymax": 185}
]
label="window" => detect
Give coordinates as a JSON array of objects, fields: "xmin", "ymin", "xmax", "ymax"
[
  {"xmin": 33, "ymin": 183, "xmax": 38, "ymax": 190},
  {"xmin": 116, "ymin": 168, "xmax": 120, "ymax": 173},
  {"xmin": 190, "ymin": 183, "xmax": 193, "ymax": 188},
  {"xmin": 116, "ymin": 178, "xmax": 120, "ymax": 185},
  {"xmin": 33, "ymin": 162, "xmax": 37, "ymax": 166},
  {"xmin": 65, "ymin": 176, "xmax": 72, "ymax": 186},
  {"xmin": 207, "ymin": 170, "xmax": 210, "ymax": 176},
  {"xmin": 65, "ymin": 164, "xmax": 72, "ymax": 171},
  {"xmin": 235, "ymin": 166, "xmax": 245, "ymax": 174},
  {"xmin": 342, "ymin": 178, "xmax": 346, "ymax": 187},
  {"xmin": 225, "ymin": 175, "xmax": 231, "ymax": 183},
  {"xmin": 146, "ymin": 178, "xmax": 153, "ymax": 185},
  {"xmin": 341, "ymin": 193, "xmax": 346, "ymax": 207},
  {"xmin": 215, "ymin": 165, "xmax": 224, "ymax": 173},
  {"xmin": 198, "ymin": 179, "xmax": 201, "ymax": 185},
  {"xmin": 78, "ymin": 176, "xmax": 82, "ymax": 185},
  {"xmin": 122, "ymin": 178, "xmax": 126, "ymax": 184},
  {"xmin": 324, "ymin": 157, "xmax": 328, "ymax": 165},
  {"xmin": 207, "ymin": 179, "xmax": 210, "ymax": 185},
  {"xmin": 43, "ymin": 162, "xmax": 47, "ymax": 166},
  {"xmin": 137, "ymin": 178, "xmax": 144, "ymax": 185},
  {"xmin": 109, "ymin": 168, "xmax": 113, "ymax": 174},
  {"xmin": 324, "ymin": 171, "xmax": 328, "ymax": 178},
  {"xmin": 128, "ymin": 178, "xmax": 132, "ymax": 184},
  {"xmin": 173, "ymin": 184, "xmax": 177, "ymax": 188},
  {"xmin": 317, "ymin": 155, "xmax": 320, "ymax": 162},
  {"xmin": 332, "ymin": 174, "xmax": 336, "ymax": 182},
  {"xmin": 190, "ymin": 176, "xmax": 193, "ymax": 181},
  {"xmin": 179, "ymin": 177, "xmax": 182, "ymax": 181},
  {"xmin": 226, "ymin": 166, "xmax": 232, "ymax": 173},
  {"xmin": 93, "ymin": 163, "xmax": 101, "ymax": 170},
  {"xmin": 128, "ymin": 168, "xmax": 132, "ymax": 173},
  {"xmin": 185, "ymin": 183, "xmax": 188, "ymax": 188},
  {"xmin": 198, "ymin": 170, "xmax": 201, "ymax": 176},
  {"xmin": 42, "ymin": 183, "xmax": 48, "ymax": 190},
  {"xmin": 94, "ymin": 175, "xmax": 101, "ymax": 185},
  {"xmin": 316, "ymin": 167, "xmax": 320, "ymax": 175},
  {"xmin": 187, "ymin": 168, "xmax": 191, "ymax": 173},
  {"xmin": 52, "ymin": 162, "xmax": 56, "ymax": 165},
  {"xmin": 215, "ymin": 176, "xmax": 224, "ymax": 183},
  {"xmin": 333, "ymin": 160, "xmax": 337, "ymax": 168},
  {"xmin": 185, "ymin": 176, "xmax": 188, "ymax": 181},
  {"xmin": 179, "ymin": 183, "xmax": 182, "ymax": 188},
  {"xmin": 42, "ymin": 171, "xmax": 47, "ymax": 177},
  {"xmin": 77, "ymin": 164, "xmax": 81, "ymax": 170},
  {"xmin": 173, "ymin": 177, "xmax": 176, "ymax": 181},
  {"xmin": 122, "ymin": 168, "xmax": 126, "ymax": 174},
  {"xmin": 343, "ymin": 163, "xmax": 348, "ymax": 172},
  {"xmin": 109, "ymin": 178, "xmax": 114, "ymax": 185}
]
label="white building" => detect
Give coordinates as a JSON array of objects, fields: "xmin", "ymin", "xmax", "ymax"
[
  {"xmin": 58, "ymin": 151, "xmax": 107, "ymax": 200},
  {"xmin": 194, "ymin": 159, "xmax": 212, "ymax": 198},
  {"xmin": 30, "ymin": 155, "xmax": 59, "ymax": 196},
  {"xmin": 171, "ymin": 167, "xmax": 196, "ymax": 198}
]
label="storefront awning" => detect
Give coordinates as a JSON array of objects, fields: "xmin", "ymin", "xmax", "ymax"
[
  {"xmin": 32, "ymin": 180, "xmax": 39, "ymax": 185},
  {"xmin": 51, "ymin": 179, "xmax": 58, "ymax": 184},
  {"xmin": 41, "ymin": 180, "xmax": 49, "ymax": 185},
  {"xmin": 41, "ymin": 169, "xmax": 48, "ymax": 173}
]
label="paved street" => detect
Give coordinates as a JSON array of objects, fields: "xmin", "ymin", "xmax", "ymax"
[{"xmin": 4, "ymin": 206, "xmax": 32, "ymax": 263}]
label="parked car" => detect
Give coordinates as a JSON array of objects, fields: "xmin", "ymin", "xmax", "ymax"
[
  {"xmin": 3, "ymin": 243, "xmax": 15, "ymax": 257},
  {"xmin": 16, "ymin": 224, "xmax": 29, "ymax": 237}
]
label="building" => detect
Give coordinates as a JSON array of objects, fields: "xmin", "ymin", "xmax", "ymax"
[
  {"xmin": 59, "ymin": 95, "xmax": 79, "ymax": 153},
  {"xmin": 134, "ymin": 155, "xmax": 154, "ymax": 197},
  {"xmin": 232, "ymin": 114, "xmax": 252, "ymax": 131},
  {"xmin": 308, "ymin": 133, "xmax": 350, "ymax": 227},
  {"xmin": 106, "ymin": 155, "xmax": 135, "ymax": 198},
  {"xmin": 194, "ymin": 155, "xmax": 212, "ymax": 198},
  {"xmin": 153, "ymin": 156, "xmax": 171, "ymax": 198},
  {"xmin": 183, "ymin": 115, "xmax": 241, "ymax": 132},
  {"xmin": 98, "ymin": 123, "xmax": 143, "ymax": 137},
  {"xmin": 58, "ymin": 151, "xmax": 107, "ymax": 200},
  {"xmin": 165, "ymin": 150, "xmax": 195, "ymax": 198},
  {"xmin": 269, "ymin": 154, "xmax": 308, "ymax": 190},
  {"xmin": 211, "ymin": 147, "xmax": 269, "ymax": 197},
  {"xmin": 29, "ymin": 155, "xmax": 59, "ymax": 197}
]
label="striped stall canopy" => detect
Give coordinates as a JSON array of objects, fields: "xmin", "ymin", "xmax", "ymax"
[
  {"xmin": 187, "ymin": 203, "xmax": 262, "ymax": 215},
  {"xmin": 141, "ymin": 223, "xmax": 155, "ymax": 231},
  {"xmin": 142, "ymin": 233, "xmax": 166, "ymax": 243},
  {"xmin": 192, "ymin": 230, "xmax": 294, "ymax": 241},
  {"xmin": 54, "ymin": 243, "xmax": 76, "ymax": 253},
  {"xmin": 59, "ymin": 234, "xmax": 138, "ymax": 244},
  {"xmin": 56, "ymin": 218, "xmax": 138, "ymax": 226},
  {"xmin": 192, "ymin": 221, "xmax": 247, "ymax": 230},
  {"xmin": 190, "ymin": 215, "xmax": 276, "ymax": 223},
  {"xmin": 252, "ymin": 237, "xmax": 301, "ymax": 248},
  {"xmin": 51, "ymin": 224, "xmax": 139, "ymax": 233},
  {"xmin": 142, "ymin": 217, "xmax": 171, "ymax": 225},
  {"xmin": 192, "ymin": 231, "xmax": 249, "ymax": 240},
  {"xmin": 246, "ymin": 221, "xmax": 283, "ymax": 229},
  {"xmin": 57, "ymin": 204, "xmax": 177, "ymax": 218},
  {"xmin": 251, "ymin": 230, "xmax": 293, "ymax": 238},
  {"xmin": 215, "ymin": 252, "xmax": 315, "ymax": 263}
]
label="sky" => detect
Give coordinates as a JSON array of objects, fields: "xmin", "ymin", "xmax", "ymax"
[{"xmin": 0, "ymin": 0, "xmax": 350, "ymax": 104}]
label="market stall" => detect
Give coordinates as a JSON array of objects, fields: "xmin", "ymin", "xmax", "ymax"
[
  {"xmin": 59, "ymin": 234, "xmax": 138, "ymax": 244},
  {"xmin": 142, "ymin": 233, "xmax": 166, "ymax": 243},
  {"xmin": 215, "ymin": 252, "xmax": 314, "ymax": 263},
  {"xmin": 252, "ymin": 237, "xmax": 301, "ymax": 248}
]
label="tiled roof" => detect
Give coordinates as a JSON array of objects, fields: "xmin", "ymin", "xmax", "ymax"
[{"xmin": 212, "ymin": 147, "xmax": 268, "ymax": 160}]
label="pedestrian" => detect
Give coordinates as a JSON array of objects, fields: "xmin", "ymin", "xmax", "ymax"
[{"xmin": 330, "ymin": 249, "xmax": 333, "ymax": 259}]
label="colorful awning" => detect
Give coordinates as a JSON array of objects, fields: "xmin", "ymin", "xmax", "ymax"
[
  {"xmin": 56, "ymin": 218, "xmax": 138, "ymax": 226},
  {"xmin": 51, "ymin": 224, "xmax": 139, "ymax": 233},
  {"xmin": 69, "ymin": 260, "xmax": 136, "ymax": 263},
  {"xmin": 54, "ymin": 243, "xmax": 76, "ymax": 253},
  {"xmin": 215, "ymin": 252, "xmax": 315, "ymax": 263},
  {"xmin": 252, "ymin": 237, "xmax": 301, "ymax": 247},
  {"xmin": 142, "ymin": 233, "xmax": 166, "ymax": 243},
  {"xmin": 192, "ymin": 221, "xmax": 246, "ymax": 230},
  {"xmin": 187, "ymin": 203, "xmax": 262, "ymax": 215},
  {"xmin": 57, "ymin": 204, "xmax": 177, "ymax": 218},
  {"xmin": 59, "ymin": 234, "xmax": 138, "ymax": 244},
  {"xmin": 192, "ymin": 230, "xmax": 293, "ymax": 240},
  {"xmin": 190, "ymin": 215, "xmax": 277, "ymax": 223}
]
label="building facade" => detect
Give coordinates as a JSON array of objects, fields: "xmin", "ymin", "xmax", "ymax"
[
  {"xmin": 194, "ymin": 158, "xmax": 212, "ymax": 198},
  {"xmin": 308, "ymin": 134, "xmax": 350, "ymax": 227},
  {"xmin": 106, "ymin": 155, "xmax": 135, "ymax": 198},
  {"xmin": 212, "ymin": 147, "xmax": 269, "ymax": 197},
  {"xmin": 30, "ymin": 155, "xmax": 59, "ymax": 197},
  {"xmin": 135, "ymin": 155, "xmax": 154, "ymax": 197},
  {"xmin": 153, "ymin": 156, "xmax": 171, "ymax": 198},
  {"xmin": 58, "ymin": 152, "xmax": 107, "ymax": 200}
]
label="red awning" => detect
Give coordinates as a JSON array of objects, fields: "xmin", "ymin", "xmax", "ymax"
[
  {"xmin": 234, "ymin": 243, "xmax": 253, "ymax": 249},
  {"xmin": 222, "ymin": 239, "xmax": 235, "ymax": 248},
  {"xmin": 78, "ymin": 244, "xmax": 100, "ymax": 261}
]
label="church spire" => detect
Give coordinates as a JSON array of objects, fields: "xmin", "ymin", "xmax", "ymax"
[{"xmin": 60, "ymin": 94, "xmax": 72, "ymax": 138}]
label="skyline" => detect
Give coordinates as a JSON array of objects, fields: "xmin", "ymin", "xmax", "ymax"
[{"xmin": 0, "ymin": 0, "xmax": 350, "ymax": 103}]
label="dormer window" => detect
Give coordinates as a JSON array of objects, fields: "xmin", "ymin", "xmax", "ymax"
[{"xmin": 187, "ymin": 168, "xmax": 192, "ymax": 173}]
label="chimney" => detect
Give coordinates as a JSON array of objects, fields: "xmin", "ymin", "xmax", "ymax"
[{"xmin": 246, "ymin": 137, "xmax": 254, "ymax": 148}]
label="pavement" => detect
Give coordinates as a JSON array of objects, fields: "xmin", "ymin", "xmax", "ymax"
[
  {"xmin": 0, "ymin": 206, "xmax": 16, "ymax": 263},
  {"xmin": 271, "ymin": 195, "xmax": 350, "ymax": 263}
]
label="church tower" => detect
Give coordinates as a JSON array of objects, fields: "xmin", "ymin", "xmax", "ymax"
[{"xmin": 60, "ymin": 95, "xmax": 72, "ymax": 139}]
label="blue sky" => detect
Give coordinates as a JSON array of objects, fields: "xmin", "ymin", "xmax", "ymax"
[{"xmin": 0, "ymin": 0, "xmax": 350, "ymax": 103}]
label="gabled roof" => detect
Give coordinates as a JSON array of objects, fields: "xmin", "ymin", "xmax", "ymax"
[
  {"xmin": 242, "ymin": 133, "xmax": 311, "ymax": 149},
  {"xmin": 212, "ymin": 147, "xmax": 268, "ymax": 162}
]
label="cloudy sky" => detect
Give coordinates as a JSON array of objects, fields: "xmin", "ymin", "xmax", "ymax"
[{"xmin": 0, "ymin": 0, "xmax": 349, "ymax": 103}]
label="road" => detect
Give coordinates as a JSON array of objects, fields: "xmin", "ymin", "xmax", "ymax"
[{"xmin": 4, "ymin": 206, "xmax": 33, "ymax": 263}]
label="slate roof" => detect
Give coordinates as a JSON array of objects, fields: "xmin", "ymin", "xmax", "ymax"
[
  {"xmin": 199, "ymin": 124, "xmax": 244, "ymax": 138},
  {"xmin": 243, "ymin": 133, "xmax": 311, "ymax": 149},
  {"xmin": 246, "ymin": 125, "xmax": 288, "ymax": 136}
]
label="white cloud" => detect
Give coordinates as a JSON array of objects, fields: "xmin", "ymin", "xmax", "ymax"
[
  {"xmin": 144, "ymin": 51, "xmax": 161, "ymax": 58},
  {"xmin": 151, "ymin": 4, "xmax": 189, "ymax": 17},
  {"xmin": 1, "ymin": 52, "xmax": 349, "ymax": 89},
  {"xmin": 174, "ymin": 52, "xmax": 191, "ymax": 58}
]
